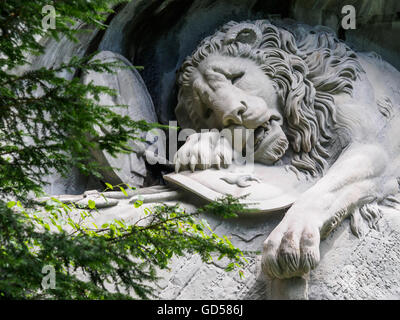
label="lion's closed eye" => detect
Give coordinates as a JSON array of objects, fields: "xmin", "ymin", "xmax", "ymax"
[
  {"xmin": 228, "ymin": 72, "xmax": 244, "ymax": 85},
  {"xmin": 212, "ymin": 67, "xmax": 244, "ymax": 85}
]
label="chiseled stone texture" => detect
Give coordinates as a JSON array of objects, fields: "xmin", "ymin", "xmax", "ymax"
[
  {"xmin": 149, "ymin": 203, "xmax": 400, "ymax": 300},
  {"xmin": 149, "ymin": 210, "xmax": 280, "ymax": 300},
  {"xmin": 84, "ymin": 195, "xmax": 276, "ymax": 299},
  {"xmin": 309, "ymin": 207, "xmax": 400, "ymax": 300},
  {"xmin": 32, "ymin": 0, "xmax": 400, "ymax": 297},
  {"xmin": 66, "ymin": 193, "xmax": 400, "ymax": 300},
  {"xmin": 81, "ymin": 197, "xmax": 272, "ymax": 299},
  {"xmin": 154, "ymin": 209, "xmax": 284, "ymax": 300}
]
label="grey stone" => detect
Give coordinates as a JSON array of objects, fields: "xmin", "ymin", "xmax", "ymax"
[
  {"xmin": 97, "ymin": 0, "xmax": 400, "ymax": 125},
  {"xmin": 169, "ymin": 18, "xmax": 400, "ymax": 282},
  {"xmin": 291, "ymin": 0, "xmax": 400, "ymax": 70},
  {"xmin": 81, "ymin": 50, "xmax": 160, "ymax": 187},
  {"xmin": 22, "ymin": 23, "xmax": 100, "ymax": 196},
  {"xmin": 270, "ymin": 278, "xmax": 308, "ymax": 300},
  {"xmin": 309, "ymin": 207, "xmax": 400, "ymax": 300},
  {"xmin": 46, "ymin": 185, "xmax": 400, "ymax": 300},
  {"xmin": 32, "ymin": 0, "xmax": 400, "ymax": 300}
]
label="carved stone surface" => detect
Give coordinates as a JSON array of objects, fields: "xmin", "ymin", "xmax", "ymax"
[
  {"xmin": 50, "ymin": 189, "xmax": 400, "ymax": 299},
  {"xmin": 100, "ymin": 0, "xmax": 399, "ymax": 125},
  {"xmin": 164, "ymin": 164, "xmax": 314, "ymax": 213},
  {"xmin": 46, "ymin": 189, "xmax": 281, "ymax": 299},
  {"xmin": 33, "ymin": 0, "xmax": 400, "ymax": 299},
  {"xmin": 170, "ymin": 19, "xmax": 400, "ymax": 281},
  {"xmin": 309, "ymin": 206, "xmax": 400, "ymax": 299},
  {"xmin": 292, "ymin": 0, "xmax": 400, "ymax": 71},
  {"xmin": 81, "ymin": 51, "xmax": 161, "ymax": 187},
  {"xmin": 154, "ymin": 204, "xmax": 400, "ymax": 300}
]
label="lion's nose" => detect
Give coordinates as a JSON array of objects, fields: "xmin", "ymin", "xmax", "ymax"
[{"xmin": 222, "ymin": 102, "xmax": 246, "ymax": 126}]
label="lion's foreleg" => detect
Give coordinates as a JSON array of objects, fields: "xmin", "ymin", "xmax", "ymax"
[{"xmin": 262, "ymin": 143, "xmax": 391, "ymax": 279}]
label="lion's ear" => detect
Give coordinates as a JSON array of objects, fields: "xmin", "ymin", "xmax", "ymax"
[{"xmin": 224, "ymin": 23, "xmax": 262, "ymax": 47}]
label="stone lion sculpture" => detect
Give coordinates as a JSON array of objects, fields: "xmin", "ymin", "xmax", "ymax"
[{"xmin": 173, "ymin": 19, "xmax": 400, "ymax": 279}]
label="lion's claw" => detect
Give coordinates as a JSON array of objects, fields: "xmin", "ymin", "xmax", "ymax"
[
  {"xmin": 174, "ymin": 132, "xmax": 232, "ymax": 173},
  {"xmin": 262, "ymin": 220, "xmax": 320, "ymax": 279}
]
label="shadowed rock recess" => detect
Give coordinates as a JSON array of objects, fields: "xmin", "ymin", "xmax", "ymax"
[{"xmin": 38, "ymin": 0, "xmax": 400, "ymax": 299}]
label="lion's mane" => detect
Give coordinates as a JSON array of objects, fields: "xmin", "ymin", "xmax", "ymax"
[{"xmin": 176, "ymin": 19, "xmax": 364, "ymax": 176}]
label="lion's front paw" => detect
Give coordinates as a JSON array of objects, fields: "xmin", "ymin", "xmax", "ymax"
[
  {"xmin": 174, "ymin": 132, "xmax": 232, "ymax": 173},
  {"xmin": 262, "ymin": 218, "xmax": 320, "ymax": 279}
]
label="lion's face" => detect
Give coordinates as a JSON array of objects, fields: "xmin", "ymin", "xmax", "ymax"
[
  {"xmin": 177, "ymin": 19, "xmax": 362, "ymax": 175},
  {"xmin": 188, "ymin": 54, "xmax": 289, "ymax": 165}
]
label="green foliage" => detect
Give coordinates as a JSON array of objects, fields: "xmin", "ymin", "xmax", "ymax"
[
  {"xmin": 0, "ymin": 0, "xmax": 247, "ymax": 300},
  {"xmin": 0, "ymin": 195, "xmax": 246, "ymax": 299},
  {"xmin": 198, "ymin": 194, "xmax": 253, "ymax": 219},
  {"xmin": 1, "ymin": 0, "xmax": 121, "ymax": 70},
  {"xmin": 0, "ymin": 0, "xmax": 160, "ymax": 199}
]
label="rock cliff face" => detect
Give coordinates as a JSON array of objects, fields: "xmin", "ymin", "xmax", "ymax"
[
  {"xmin": 36, "ymin": 0, "xmax": 400, "ymax": 299},
  {"xmin": 82, "ymin": 51, "xmax": 159, "ymax": 188},
  {"xmin": 40, "ymin": 0, "xmax": 400, "ymax": 195},
  {"xmin": 98, "ymin": 0, "xmax": 400, "ymax": 125},
  {"xmin": 58, "ymin": 193, "xmax": 400, "ymax": 300},
  {"xmin": 154, "ymin": 204, "xmax": 400, "ymax": 300}
]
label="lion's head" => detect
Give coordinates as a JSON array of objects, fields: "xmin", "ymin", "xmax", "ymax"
[{"xmin": 176, "ymin": 20, "xmax": 363, "ymax": 176}]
